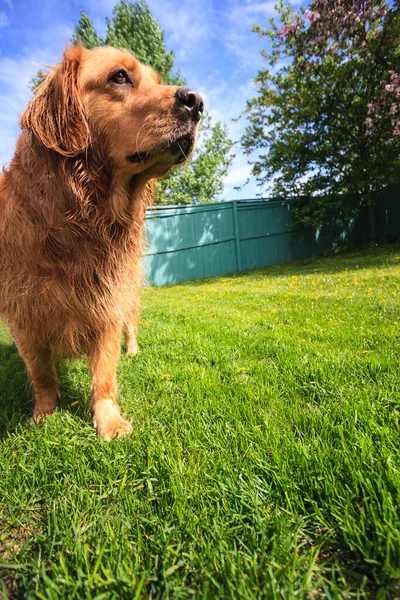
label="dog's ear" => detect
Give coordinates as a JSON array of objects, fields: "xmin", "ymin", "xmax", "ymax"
[{"xmin": 21, "ymin": 45, "xmax": 89, "ymax": 157}]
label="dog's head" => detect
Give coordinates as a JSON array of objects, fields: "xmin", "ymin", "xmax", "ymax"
[{"xmin": 21, "ymin": 45, "xmax": 204, "ymax": 181}]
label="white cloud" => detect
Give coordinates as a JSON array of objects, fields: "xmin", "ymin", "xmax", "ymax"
[
  {"xmin": 225, "ymin": 162, "xmax": 252, "ymax": 186},
  {"xmin": 0, "ymin": 57, "xmax": 37, "ymax": 102},
  {"xmin": 0, "ymin": 58, "xmax": 35, "ymax": 167},
  {"xmin": 197, "ymin": 78, "xmax": 255, "ymax": 135},
  {"xmin": 230, "ymin": 1, "xmax": 277, "ymax": 23},
  {"xmin": 0, "ymin": 22, "xmax": 73, "ymax": 168},
  {"xmin": 157, "ymin": 3, "xmax": 210, "ymax": 45},
  {"xmin": 148, "ymin": 0, "xmax": 215, "ymax": 67},
  {"xmin": 23, "ymin": 22, "xmax": 73, "ymax": 55},
  {"xmin": 223, "ymin": 1, "xmax": 278, "ymax": 73},
  {"xmin": 0, "ymin": 10, "xmax": 9, "ymax": 27},
  {"xmin": 221, "ymin": 145, "xmax": 272, "ymax": 201}
]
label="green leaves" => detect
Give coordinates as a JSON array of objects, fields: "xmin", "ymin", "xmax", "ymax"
[
  {"xmin": 241, "ymin": 1, "xmax": 400, "ymax": 230},
  {"xmin": 72, "ymin": 11, "xmax": 104, "ymax": 49}
]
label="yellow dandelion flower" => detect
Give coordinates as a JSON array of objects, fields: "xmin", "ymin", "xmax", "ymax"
[{"xmin": 163, "ymin": 373, "xmax": 171, "ymax": 378}]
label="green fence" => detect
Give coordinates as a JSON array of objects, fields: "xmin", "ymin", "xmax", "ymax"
[{"xmin": 143, "ymin": 184, "xmax": 400, "ymax": 286}]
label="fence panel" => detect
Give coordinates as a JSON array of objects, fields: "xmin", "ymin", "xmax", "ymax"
[
  {"xmin": 143, "ymin": 184, "xmax": 399, "ymax": 286},
  {"xmin": 237, "ymin": 201, "xmax": 312, "ymax": 270},
  {"xmin": 144, "ymin": 203, "xmax": 237, "ymax": 286}
]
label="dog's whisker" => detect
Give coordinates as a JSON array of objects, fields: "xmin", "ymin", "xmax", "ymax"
[{"xmin": 177, "ymin": 142, "xmax": 188, "ymax": 160}]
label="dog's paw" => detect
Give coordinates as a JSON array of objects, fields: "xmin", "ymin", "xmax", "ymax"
[
  {"xmin": 93, "ymin": 400, "xmax": 133, "ymax": 441},
  {"xmin": 126, "ymin": 340, "xmax": 140, "ymax": 356},
  {"xmin": 94, "ymin": 415, "xmax": 133, "ymax": 441},
  {"xmin": 29, "ymin": 408, "xmax": 56, "ymax": 426}
]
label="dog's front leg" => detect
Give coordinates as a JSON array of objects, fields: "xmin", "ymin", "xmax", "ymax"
[
  {"xmin": 88, "ymin": 329, "xmax": 133, "ymax": 440},
  {"xmin": 14, "ymin": 342, "xmax": 59, "ymax": 422}
]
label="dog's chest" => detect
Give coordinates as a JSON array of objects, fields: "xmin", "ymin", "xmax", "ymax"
[{"xmin": 38, "ymin": 228, "xmax": 137, "ymax": 306}]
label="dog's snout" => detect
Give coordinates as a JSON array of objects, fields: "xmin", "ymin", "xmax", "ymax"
[{"xmin": 176, "ymin": 87, "xmax": 204, "ymax": 121}]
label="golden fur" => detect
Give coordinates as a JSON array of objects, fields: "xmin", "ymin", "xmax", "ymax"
[{"xmin": 0, "ymin": 45, "xmax": 202, "ymax": 439}]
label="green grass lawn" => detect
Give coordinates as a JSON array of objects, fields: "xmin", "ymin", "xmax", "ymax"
[{"xmin": 0, "ymin": 244, "xmax": 399, "ymax": 599}]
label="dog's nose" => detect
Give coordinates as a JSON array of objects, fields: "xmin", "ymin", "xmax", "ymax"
[{"xmin": 176, "ymin": 88, "xmax": 204, "ymax": 121}]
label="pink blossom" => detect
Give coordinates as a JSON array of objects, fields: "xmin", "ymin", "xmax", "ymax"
[
  {"xmin": 305, "ymin": 10, "xmax": 320, "ymax": 23},
  {"xmin": 278, "ymin": 24, "xmax": 298, "ymax": 37}
]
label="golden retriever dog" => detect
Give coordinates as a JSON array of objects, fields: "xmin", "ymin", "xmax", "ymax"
[{"xmin": 0, "ymin": 44, "xmax": 203, "ymax": 439}]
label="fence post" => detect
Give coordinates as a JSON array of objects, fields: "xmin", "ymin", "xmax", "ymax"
[{"xmin": 232, "ymin": 201, "xmax": 242, "ymax": 273}]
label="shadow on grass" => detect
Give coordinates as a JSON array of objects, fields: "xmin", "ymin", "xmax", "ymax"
[
  {"xmin": 0, "ymin": 338, "xmax": 92, "ymax": 439},
  {"xmin": 0, "ymin": 340, "xmax": 31, "ymax": 439}
]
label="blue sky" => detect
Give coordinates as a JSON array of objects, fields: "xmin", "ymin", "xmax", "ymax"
[{"xmin": 0, "ymin": 0, "xmax": 300, "ymax": 200}]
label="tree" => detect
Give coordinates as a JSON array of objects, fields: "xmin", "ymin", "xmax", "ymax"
[
  {"xmin": 71, "ymin": 11, "xmax": 104, "ymax": 49},
  {"xmin": 72, "ymin": 1, "xmax": 233, "ymax": 204},
  {"xmin": 72, "ymin": 1, "xmax": 181, "ymax": 84},
  {"xmin": 155, "ymin": 115, "xmax": 233, "ymax": 205},
  {"xmin": 241, "ymin": 0, "xmax": 400, "ymax": 238}
]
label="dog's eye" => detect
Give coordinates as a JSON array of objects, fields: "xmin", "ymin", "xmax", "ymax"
[{"xmin": 110, "ymin": 70, "xmax": 131, "ymax": 86}]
